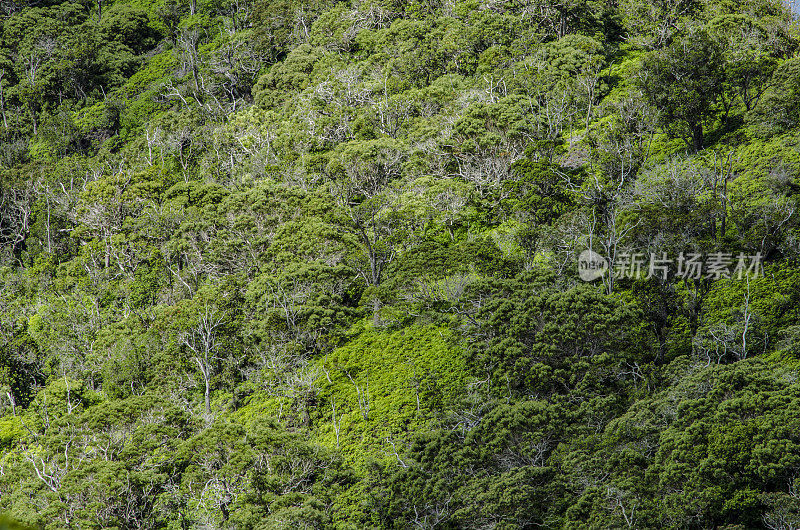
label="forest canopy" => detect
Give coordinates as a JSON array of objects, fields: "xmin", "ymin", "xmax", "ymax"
[{"xmin": 1, "ymin": 0, "xmax": 800, "ymax": 528}]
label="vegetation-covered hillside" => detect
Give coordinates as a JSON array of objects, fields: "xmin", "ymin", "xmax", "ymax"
[{"xmin": 1, "ymin": 0, "xmax": 800, "ymax": 527}]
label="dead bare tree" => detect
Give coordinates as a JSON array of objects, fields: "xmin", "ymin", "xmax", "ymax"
[{"xmin": 181, "ymin": 304, "xmax": 227, "ymax": 420}]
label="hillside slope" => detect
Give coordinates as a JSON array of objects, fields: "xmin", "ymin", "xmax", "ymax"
[{"xmin": 1, "ymin": 0, "xmax": 800, "ymax": 528}]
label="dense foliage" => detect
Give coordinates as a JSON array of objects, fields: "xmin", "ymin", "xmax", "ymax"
[{"xmin": 1, "ymin": 0, "xmax": 800, "ymax": 527}]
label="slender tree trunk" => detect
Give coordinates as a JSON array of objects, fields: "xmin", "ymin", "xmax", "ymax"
[
  {"xmin": 192, "ymin": 60, "xmax": 200, "ymax": 94},
  {"xmin": 692, "ymin": 122, "xmax": 703, "ymax": 151},
  {"xmin": 0, "ymin": 80, "xmax": 7, "ymax": 129},
  {"xmin": 204, "ymin": 378, "xmax": 210, "ymax": 417},
  {"xmin": 720, "ymin": 185, "xmax": 728, "ymax": 237},
  {"xmin": 46, "ymin": 195, "xmax": 51, "ymax": 253},
  {"xmin": 372, "ymin": 298, "xmax": 381, "ymax": 327},
  {"xmin": 194, "ymin": 357, "xmax": 212, "ymax": 418},
  {"xmin": 6, "ymin": 391, "xmax": 15, "ymax": 416}
]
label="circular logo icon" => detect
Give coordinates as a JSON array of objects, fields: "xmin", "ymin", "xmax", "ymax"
[{"xmin": 578, "ymin": 250, "xmax": 608, "ymax": 281}]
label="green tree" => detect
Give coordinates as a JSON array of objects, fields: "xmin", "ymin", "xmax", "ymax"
[
  {"xmin": 748, "ymin": 57, "xmax": 800, "ymax": 136},
  {"xmin": 638, "ymin": 30, "xmax": 725, "ymax": 151}
]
